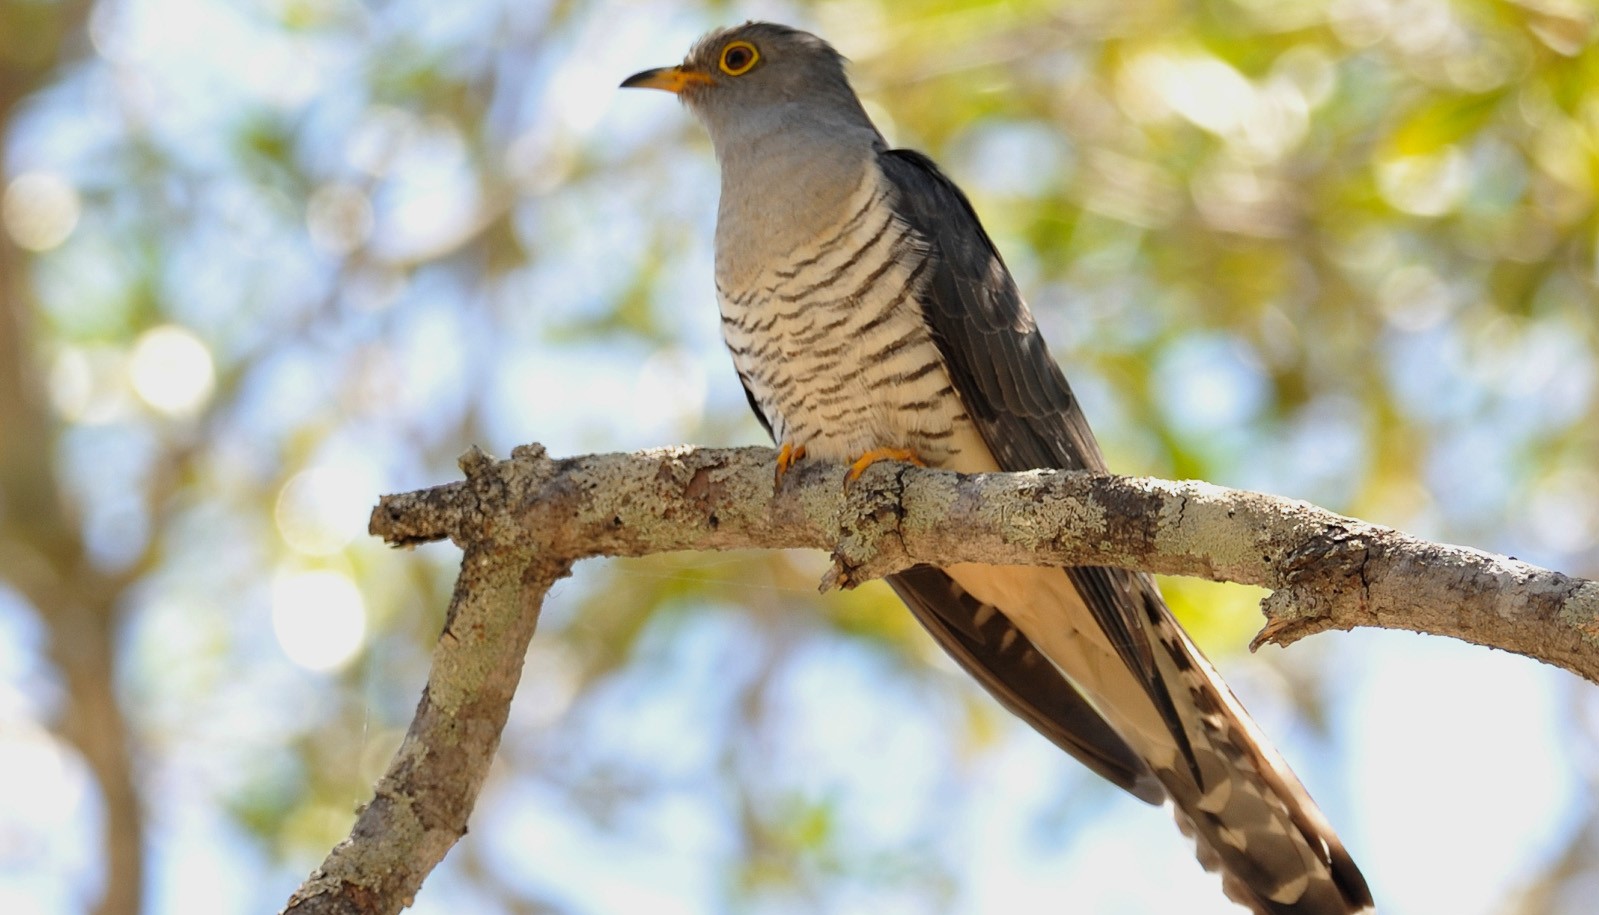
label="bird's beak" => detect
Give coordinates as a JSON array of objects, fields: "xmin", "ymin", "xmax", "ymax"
[{"xmin": 620, "ymin": 65, "xmax": 713, "ymax": 94}]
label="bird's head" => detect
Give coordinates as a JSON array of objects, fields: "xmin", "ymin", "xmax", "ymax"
[{"xmin": 621, "ymin": 22, "xmax": 870, "ymax": 139}]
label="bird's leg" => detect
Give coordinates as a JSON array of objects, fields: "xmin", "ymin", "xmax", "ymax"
[
  {"xmin": 845, "ymin": 447, "xmax": 925, "ymax": 484},
  {"xmin": 774, "ymin": 441, "xmax": 808, "ymax": 485}
]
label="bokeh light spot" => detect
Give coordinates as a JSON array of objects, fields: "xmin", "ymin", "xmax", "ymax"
[
  {"xmin": 1377, "ymin": 149, "xmax": 1467, "ymax": 217},
  {"xmin": 129, "ymin": 325, "xmax": 216, "ymax": 417},
  {"xmin": 51, "ymin": 344, "xmax": 137, "ymax": 424},
  {"xmin": 1125, "ymin": 50, "xmax": 1254, "ymax": 137},
  {"xmin": 271, "ymin": 569, "xmax": 366, "ymax": 672},
  {"xmin": 2, "ymin": 172, "xmax": 80, "ymax": 252},
  {"xmin": 48, "ymin": 346, "xmax": 94, "ymax": 422},
  {"xmin": 275, "ymin": 467, "xmax": 373, "ymax": 556}
]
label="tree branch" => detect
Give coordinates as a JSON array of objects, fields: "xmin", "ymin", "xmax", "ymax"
[
  {"xmin": 372, "ymin": 442, "xmax": 1599, "ymax": 673},
  {"xmin": 287, "ymin": 441, "xmax": 1599, "ymax": 913},
  {"xmin": 284, "ymin": 448, "xmax": 571, "ymax": 914}
]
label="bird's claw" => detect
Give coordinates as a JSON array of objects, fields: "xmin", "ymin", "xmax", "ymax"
[
  {"xmin": 845, "ymin": 447, "xmax": 924, "ymax": 485},
  {"xmin": 775, "ymin": 442, "xmax": 808, "ymax": 486}
]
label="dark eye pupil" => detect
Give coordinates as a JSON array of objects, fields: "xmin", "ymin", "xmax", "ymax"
[{"xmin": 726, "ymin": 48, "xmax": 749, "ymax": 68}]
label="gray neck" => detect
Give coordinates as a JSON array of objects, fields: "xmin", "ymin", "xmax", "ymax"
[{"xmin": 708, "ymin": 104, "xmax": 883, "ymax": 291}]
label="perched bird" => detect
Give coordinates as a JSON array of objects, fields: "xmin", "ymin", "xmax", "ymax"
[{"xmin": 623, "ymin": 22, "xmax": 1373, "ymax": 914}]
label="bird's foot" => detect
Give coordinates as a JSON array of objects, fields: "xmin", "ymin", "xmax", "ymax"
[
  {"xmin": 845, "ymin": 447, "xmax": 924, "ymax": 484},
  {"xmin": 774, "ymin": 442, "xmax": 808, "ymax": 486}
]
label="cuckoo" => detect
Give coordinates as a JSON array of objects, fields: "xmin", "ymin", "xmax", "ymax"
[{"xmin": 623, "ymin": 22, "xmax": 1373, "ymax": 915}]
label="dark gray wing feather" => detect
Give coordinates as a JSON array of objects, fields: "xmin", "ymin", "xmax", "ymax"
[
  {"xmin": 874, "ymin": 148, "xmax": 1374, "ymax": 914},
  {"xmin": 876, "ymin": 146, "xmax": 1201, "ymax": 782},
  {"xmin": 888, "ymin": 565, "xmax": 1161, "ymax": 802}
]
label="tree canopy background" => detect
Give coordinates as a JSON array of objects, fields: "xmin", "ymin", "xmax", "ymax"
[{"xmin": 1, "ymin": 0, "xmax": 1596, "ymax": 913}]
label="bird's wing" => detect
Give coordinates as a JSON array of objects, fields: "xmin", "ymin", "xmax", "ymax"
[
  {"xmin": 875, "ymin": 147, "xmax": 1373, "ymax": 914},
  {"xmin": 887, "ymin": 565, "xmax": 1161, "ymax": 802},
  {"xmin": 739, "ymin": 375, "xmax": 775, "ymax": 439},
  {"xmin": 875, "ymin": 147, "xmax": 1199, "ymax": 778}
]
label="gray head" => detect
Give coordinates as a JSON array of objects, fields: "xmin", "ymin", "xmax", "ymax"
[
  {"xmin": 621, "ymin": 22, "xmax": 880, "ymax": 151},
  {"xmin": 622, "ymin": 23, "xmax": 888, "ymax": 287}
]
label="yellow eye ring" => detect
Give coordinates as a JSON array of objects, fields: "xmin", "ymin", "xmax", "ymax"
[{"xmin": 719, "ymin": 41, "xmax": 759, "ymax": 76}]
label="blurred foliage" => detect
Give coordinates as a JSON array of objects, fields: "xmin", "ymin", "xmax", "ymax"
[{"xmin": 1, "ymin": 0, "xmax": 1597, "ymax": 914}]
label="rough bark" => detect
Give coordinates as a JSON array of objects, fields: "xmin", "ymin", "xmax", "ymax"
[
  {"xmin": 284, "ymin": 441, "xmax": 1598, "ymax": 914},
  {"xmin": 284, "ymin": 448, "xmax": 571, "ymax": 915}
]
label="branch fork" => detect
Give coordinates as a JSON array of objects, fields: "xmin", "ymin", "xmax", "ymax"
[{"xmin": 285, "ymin": 441, "xmax": 1599, "ymax": 914}]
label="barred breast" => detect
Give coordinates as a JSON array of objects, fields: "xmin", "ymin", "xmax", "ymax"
[{"xmin": 715, "ymin": 166, "xmax": 991, "ymax": 470}]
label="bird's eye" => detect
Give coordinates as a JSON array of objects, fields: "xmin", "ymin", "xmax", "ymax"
[{"xmin": 719, "ymin": 41, "xmax": 759, "ymax": 76}]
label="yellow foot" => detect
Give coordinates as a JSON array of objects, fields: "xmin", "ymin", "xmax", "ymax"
[
  {"xmin": 845, "ymin": 447, "xmax": 925, "ymax": 483},
  {"xmin": 775, "ymin": 442, "xmax": 808, "ymax": 486}
]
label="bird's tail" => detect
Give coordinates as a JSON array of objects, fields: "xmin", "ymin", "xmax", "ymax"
[
  {"xmin": 1149, "ymin": 615, "xmax": 1374, "ymax": 915},
  {"xmin": 908, "ymin": 560, "xmax": 1373, "ymax": 913}
]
